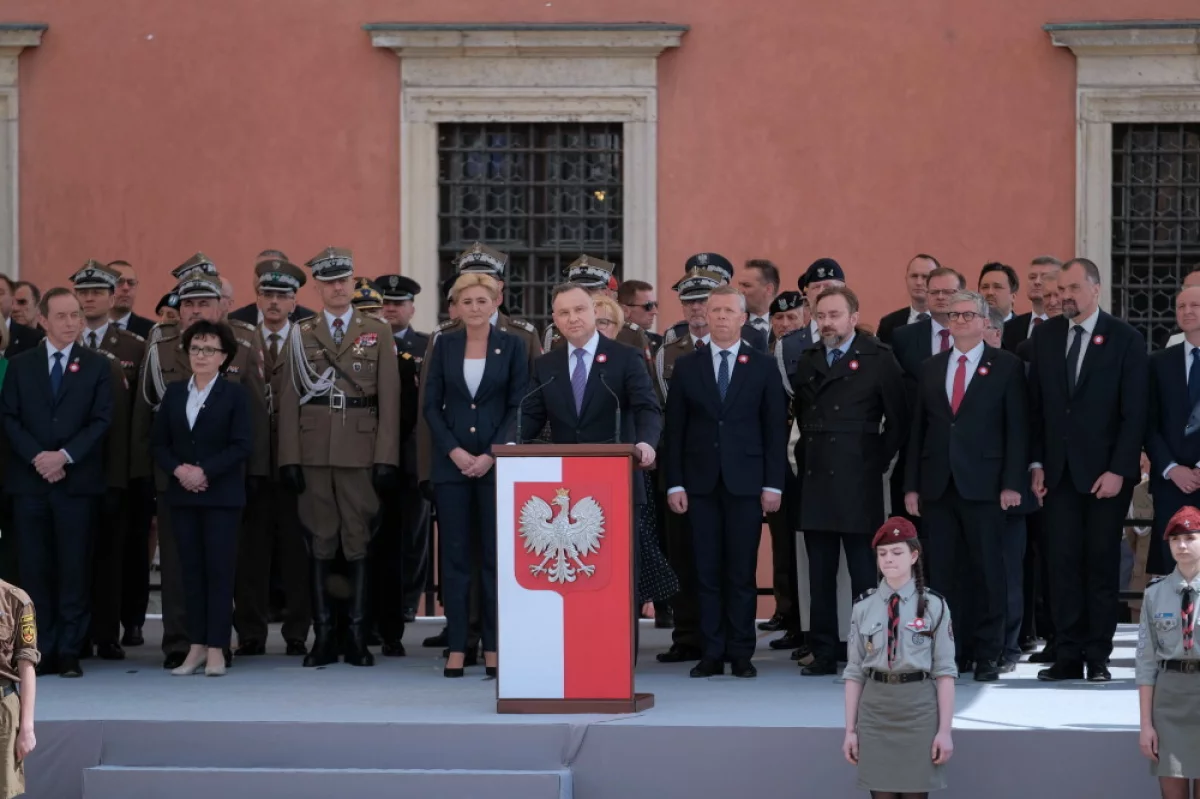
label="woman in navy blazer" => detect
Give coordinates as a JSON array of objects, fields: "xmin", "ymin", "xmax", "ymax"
[
  {"xmin": 152, "ymin": 320, "xmax": 253, "ymax": 677},
  {"xmin": 424, "ymin": 273, "xmax": 528, "ymax": 677}
]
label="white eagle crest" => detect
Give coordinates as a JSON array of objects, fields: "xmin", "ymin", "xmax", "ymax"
[{"xmin": 519, "ymin": 488, "xmax": 605, "ymax": 583}]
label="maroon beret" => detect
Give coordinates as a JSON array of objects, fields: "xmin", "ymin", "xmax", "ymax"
[
  {"xmin": 872, "ymin": 516, "xmax": 918, "ymax": 549},
  {"xmin": 1165, "ymin": 506, "xmax": 1200, "ymax": 540}
]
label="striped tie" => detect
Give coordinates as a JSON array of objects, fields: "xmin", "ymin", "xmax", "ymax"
[
  {"xmin": 887, "ymin": 593, "xmax": 901, "ymax": 668},
  {"xmin": 1184, "ymin": 587, "xmax": 1196, "ymax": 653}
]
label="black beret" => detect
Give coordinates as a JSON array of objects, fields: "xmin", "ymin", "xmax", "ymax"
[
  {"xmin": 799, "ymin": 258, "xmax": 845, "ymax": 291},
  {"xmin": 771, "ymin": 291, "xmax": 803, "ymax": 314},
  {"xmin": 156, "ymin": 292, "xmax": 180, "ymax": 314}
]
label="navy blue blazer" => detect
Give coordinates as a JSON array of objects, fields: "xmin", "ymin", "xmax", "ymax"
[
  {"xmin": 152, "ymin": 377, "xmax": 253, "ymax": 507},
  {"xmin": 1, "ymin": 344, "xmax": 113, "ymax": 496},
  {"xmin": 1147, "ymin": 344, "xmax": 1200, "ymax": 486},
  {"xmin": 664, "ymin": 341, "xmax": 787, "ymax": 498},
  {"xmin": 423, "ymin": 326, "xmax": 528, "ymax": 484}
]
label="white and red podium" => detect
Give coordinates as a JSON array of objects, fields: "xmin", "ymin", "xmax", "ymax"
[{"xmin": 494, "ymin": 444, "xmax": 654, "ymax": 714}]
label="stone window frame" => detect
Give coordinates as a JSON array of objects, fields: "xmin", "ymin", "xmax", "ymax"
[
  {"xmin": 367, "ymin": 23, "xmax": 686, "ymax": 331},
  {"xmin": 1047, "ymin": 20, "xmax": 1200, "ymax": 299},
  {"xmin": 0, "ymin": 23, "xmax": 45, "ymax": 280}
]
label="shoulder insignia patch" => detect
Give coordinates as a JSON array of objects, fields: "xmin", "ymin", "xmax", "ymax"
[
  {"xmin": 237, "ymin": 337, "xmax": 252, "ymax": 348},
  {"xmin": 510, "ymin": 318, "xmax": 537, "ymax": 333},
  {"xmin": 434, "ymin": 319, "xmax": 457, "ymax": 332},
  {"xmin": 627, "ymin": 321, "xmax": 641, "ymax": 331},
  {"xmin": 229, "ymin": 319, "xmax": 256, "ymax": 332},
  {"xmin": 301, "ymin": 322, "xmax": 315, "ymax": 332},
  {"xmin": 853, "ymin": 588, "xmax": 877, "ymax": 604}
]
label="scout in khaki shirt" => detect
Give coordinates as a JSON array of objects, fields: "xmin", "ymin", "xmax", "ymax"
[
  {"xmin": 843, "ymin": 518, "xmax": 956, "ymax": 797},
  {"xmin": 1137, "ymin": 506, "xmax": 1200, "ymax": 789},
  {"xmin": 0, "ymin": 580, "xmax": 39, "ymax": 799}
]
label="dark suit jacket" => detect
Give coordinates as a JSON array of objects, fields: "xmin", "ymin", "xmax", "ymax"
[
  {"xmin": 1027, "ymin": 311, "xmax": 1148, "ymax": 493},
  {"xmin": 890, "ymin": 318, "xmax": 943, "ymax": 382},
  {"xmin": 876, "ymin": 307, "xmax": 914, "ymax": 346},
  {"xmin": 520, "ymin": 334, "xmax": 662, "ymax": 503},
  {"xmin": 423, "ymin": 327, "xmax": 528, "ymax": 484},
  {"xmin": 4, "ymin": 320, "xmax": 43, "ymax": 358},
  {"xmin": 152, "ymin": 378, "xmax": 253, "ymax": 507},
  {"xmin": 664, "ymin": 341, "xmax": 786, "ymax": 497},
  {"xmin": 669, "ymin": 320, "xmax": 768, "ymax": 353},
  {"xmin": 1002, "ymin": 312, "xmax": 1033, "ymax": 353},
  {"xmin": 775, "ymin": 325, "xmax": 820, "ymax": 388},
  {"xmin": 905, "ymin": 345, "xmax": 1028, "ymax": 502},
  {"xmin": 0, "ymin": 344, "xmax": 113, "ymax": 496},
  {"xmin": 229, "ymin": 303, "xmax": 316, "ymax": 325},
  {"xmin": 1147, "ymin": 344, "xmax": 1200, "ymax": 488},
  {"xmin": 122, "ymin": 313, "xmax": 155, "ymax": 339}
]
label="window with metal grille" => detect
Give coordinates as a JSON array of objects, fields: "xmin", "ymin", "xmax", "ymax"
[
  {"xmin": 1112, "ymin": 123, "xmax": 1200, "ymax": 349},
  {"xmin": 437, "ymin": 122, "xmax": 624, "ymax": 332}
]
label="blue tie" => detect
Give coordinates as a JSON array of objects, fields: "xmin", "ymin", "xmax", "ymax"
[
  {"xmin": 1189, "ymin": 349, "xmax": 1200, "ymax": 409},
  {"xmin": 50, "ymin": 352, "xmax": 63, "ymax": 396},
  {"xmin": 828, "ymin": 348, "xmax": 843, "ymax": 367},
  {"xmin": 717, "ymin": 350, "xmax": 731, "ymax": 401},
  {"xmin": 571, "ymin": 349, "xmax": 588, "ymax": 413}
]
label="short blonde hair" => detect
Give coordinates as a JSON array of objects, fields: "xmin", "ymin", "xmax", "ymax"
[
  {"xmin": 593, "ymin": 294, "xmax": 625, "ymax": 331},
  {"xmin": 450, "ymin": 273, "xmax": 500, "ymax": 302}
]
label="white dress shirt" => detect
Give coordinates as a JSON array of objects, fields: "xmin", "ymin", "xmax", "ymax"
[
  {"xmin": 463, "ymin": 359, "xmax": 485, "ymax": 398},
  {"xmin": 1027, "ymin": 313, "xmax": 1049, "ymax": 338},
  {"xmin": 185, "ymin": 375, "xmax": 218, "ymax": 429},
  {"xmin": 929, "ymin": 318, "xmax": 951, "ymax": 355},
  {"xmin": 749, "ymin": 313, "xmax": 771, "ymax": 333},
  {"xmin": 809, "ymin": 320, "xmax": 820, "ymax": 342},
  {"xmin": 489, "ymin": 310, "xmax": 500, "ymax": 327},
  {"xmin": 323, "ymin": 309, "xmax": 354, "ymax": 340},
  {"xmin": 1065, "ymin": 307, "xmax": 1101, "ymax": 380},
  {"xmin": 1168, "ymin": 331, "xmax": 1186, "ymax": 348},
  {"xmin": 690, "ymin": 333, "xmax": 711, "ymax": 347},
  {"xmin": 113, "ymin": 311, "xmax": 133, "ymax": 331},
  {"xmin": 944, "ymin": 341, "xmax": 985, "ymax": 404},
  {"xmin": 567, "ymin": 331, "xmax": 601, "ymax": 381},
  {"xmin": 907, "ymin": 306, "xmax": 928, "ymax": 325},
  {"xmin": 83, "ymin": 321, "xmax": 110, "ymax": 349}
]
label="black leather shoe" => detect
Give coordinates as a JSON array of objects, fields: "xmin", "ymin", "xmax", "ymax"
[
  {"xmin": 365, "ymin": 630, "xmax": 383, "ymax": 647},
  {"xmin": 654, "ymin": 607, "xmax": 675, "ymax": 629},
  {"xmin": 801, "ymin": 658, "xmax": 838, "ymax": 676},
  {"xmin": 1037, "ymin": 661, "xmax": 1084, "ymax": 682},
  {"xmin": 382, "ymin": 640, "xmax": 407, "ymax": 657},
  {"xmin": 423, "ymin": 628, "xmax": 449, "ymax": 648},
  {"xmin": 1086, "ymin": 662, "xmax": 1112, "ymax": 682},
  {"xmin": 757, "ymin": 614, "xmax": 785, "ymax": 632},
  {"xmin": 162, "ymin": 652, "xmax": 187, "ymax": 670},
  {"xmin": 791, "ymin": 645, "xmax": 813, "ymax": 662},
  {"xmin": 235, "ymin": 641, "xmax": 266, "ymax": 656},
  {"xmin": 485, "ymin": 666, "xmax": 498, "ymax": 678},
  {"xmin": 285, "ymin": 640, "xmax": 308, "ymax": 656},
  {"xmin": 97, "ymin": 643, "xmax": 126, "ymax": 661},
  {"xmin": 730, "ymin": 658, "xmax": 757, "ymax": 678},
  {"xmin": 769, "ymin": 632, "xmax": 801, "ymax": 650},
  {"xmin": 1029, "ymin": 644, "xmax": 1057, "ymax": 664},
  {"xmin": 974, "ymin": 660, "xmax": 1001, "ymax": 682},
  {"xmin": 444, "ymin": 667, "xmax": 465, "ymax": 678},
  {"xmin": 59, "ymin": 657, "xmax": 83, "ymax": 678},
  {"xmin": 443, "ymin": 647, "xmax": 480, "ymax": 667},
  {"xmin": 402, "ymin": 607, "xmax": 417, "ymax": 624},
  {"xmin": 121, "ymin": 626, "xmax": 144, "ymax": 647},
  {"xmin": 1019, "ymin": 636, "xmax": 1037, "ymax": 654},
  {"xmin": 656, "ymin": 644, "xmax": 703, "ymax": 663},
  {"xmin": 689, "ymin": 658, "xmax": 724, "ymax": 678},
  {"xmin": 998, "ymin": 659, "xmax": 1017, "ymax": 674}
]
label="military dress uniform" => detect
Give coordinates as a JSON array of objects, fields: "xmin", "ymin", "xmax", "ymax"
[
  {"xmin": 0, "ymin": 581, "xmax": 38, "ymax": 798},
  {"xmin": 663, "ymin": 253, "xmax": 768, "ymax": 352},
  {"xmin": 845, "ymin": 520, "xmax": 956, "ymax": 794},
  {"xmin": 1136, "ymin": 507, "xmax": 1200, "ymax": 779},
  {"xmin": 278, "ymin": 247, "xmax": 400, "ymax": 668}
]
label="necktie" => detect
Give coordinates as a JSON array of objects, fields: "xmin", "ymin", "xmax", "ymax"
[
  {"xmin": 332, "ymin": 318, "xmax": 344, "ymax": 346},
  {"xmin": 828, "ymin": 348, "xmax": 843, "ymax": 367},
  {"xmin": 887, "ymin": 593, "xmax": 900, "ymax": 669},
  {"xmin": 938, "ymin": 328, "xmax": 951, "ymax": 352},
  {"xmin": 951, "ymin": 354, "xmax": 968, "ymax": 414},
  {"xmin": 1066, "ymin": 325, "xmax": 1084, "ymax": 394},
  {"xmin": 1183, "ymin": 587, "xmax": 1195, "ymax": 653},
  {"xmin": 1033, "ymin": 317, "xmax": 1044, "ymax": 327},
  {"xmin": 753, "ymin": 317, "xmax": 768, "ymax": 331},
  {"xmin": 571, "ymin": 349, "xmax": 588, "ymax": 413},
  {"xmin": 1189, "ymin": 350, "xmax": 1200, "ymax": 410},
  {"xmin": 916, "ymin": 312, "xmax": 930, "ymax": 322},
  {"xmin": 50, "ymin": 352, "xmax": 63, "ymax": 396},
  {"xmin": 268, "ymin": 333, "xmax": 281, "ymax": 362},
  {"xmin": 717, "ymin": 350, "xmax": 731, "ymax": 401},
  {"xmin": 87, "ymin": 332, "xmax": 98, "ymax": 350}
]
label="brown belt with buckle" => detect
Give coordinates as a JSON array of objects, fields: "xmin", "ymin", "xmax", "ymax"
[
  {"xmin": 868, "ymin": 669, "xmax": 929, "ymax": 684},
  {"xmin": 1161, "ymin": 660, "xmax": 1200, "ymax": 674},
  {"xmin": 306, "ymin": 394, "xmax": 377, "ymax": 410}
]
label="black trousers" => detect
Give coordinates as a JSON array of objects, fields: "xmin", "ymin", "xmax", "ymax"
[
  {"xmin": 1020, "ymin": 509, "xmax": 1054, "ymax": 642},
  {"xmin": 766, "ymin": 472, "xmax": 800, "ymax": 633},
  {"xmin": 663, "ymin": 494, "xmax": 702, "ymax": 651},
  {"xmin": 1043, "ymin": 467, "xmax": 1133, "ymax": 664},
  {"xmin": 370, "ymin": 484, "xmax": 427, "ymax": 643},
  {"xmin": 174, "ymin": 505, "xmax": 242, "ymax": 648},
  {"xmin": 434, "ymin": 480, "xmax": 497, "ymax": 654},
  {"xmin": 14, "ymin": 490, "xmax": 95, "ymax": 657},
  {"xmin": 805, "ymin": 529, "xmax": 876, "ymax": 662},
  {"xmin": 89, "ymin": 491, "xmax": 127, "ymax": 646},
  {"xmin": 120, "ymin": 479, "xmax": 154, "ymax": 632},
  {"xmin": 924, "ymin": 484, "xmax": 1007, "ymax": 664},
  {"xmin": 156, "ymin": 493, "xmax": 189, "ymax": 656},
  {"xmin": 400, "ymin": 487, "xmax": 432, "ymax": 613},
  {"xmin": 1000, "ymin": 513, "xmax": 1027, "ymax": 662},
  {"xmin": 234, "ymin": 481, "xmax": 310, "ymax": 645},
  {"xmin": 688, "ymin": 482, "xmax": 763, "ymax": 661}
]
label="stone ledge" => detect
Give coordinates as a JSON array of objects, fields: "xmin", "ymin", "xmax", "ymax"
[
  {"xmin": 0, "ymin": 23, "xmax": 47, "ymax": 50},
  {"xmin": 366, "ymin": 22, "xmax": 686, "ymax": 58},
  {"xmin": 1046, "ymin": 20, "xmax": 1200, "ymax": 56}
]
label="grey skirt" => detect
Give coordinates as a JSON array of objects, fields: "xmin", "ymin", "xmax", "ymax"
[
  {"xmin": 857, "ymin": 678, "xmax": 946, "ymax": 793},
  {"xmin": 1151, "ymin": 670, "xmax": 1200, "ymax": 778}
]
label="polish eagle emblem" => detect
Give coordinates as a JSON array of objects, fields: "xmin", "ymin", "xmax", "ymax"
[{"xmin": 519, "ymin": 488, "xmax": 605, "ymax": 583}]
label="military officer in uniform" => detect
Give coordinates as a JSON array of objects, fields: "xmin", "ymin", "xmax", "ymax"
[
  {"xmin": 131, "ymin": 254, "xmax": 270, "ymax": 669},
  {"xmin": 542, "ymin": 256, "xmax": 654, "ymax": 360},
  {"xmin": 278, "ymin": 247, "xmax": 400, "ymax": 669},
  {"xmin": 663, "ymin": 253, "xmax": 768, "ymax": 352},
  {"xmin": 774, "ymin": 258, "xmax": 847, "ymax": 389},
  {"xmin": 232, "ymin": 260, "xmax": 312, "ymax": 657},
  {"xmin": 769, "ymin": 290, "xmax": 805, "ymax": 343}
]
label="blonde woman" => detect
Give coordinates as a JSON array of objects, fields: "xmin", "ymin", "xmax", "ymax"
[{"xmin": 593, "ymin": 294, "xmax": 625, "ymax": 339}]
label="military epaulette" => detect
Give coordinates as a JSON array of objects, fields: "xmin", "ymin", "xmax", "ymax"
[
  {"xmin": 627, "ymin": 321, "xmax": 641, "ymax": 332},
  {"xmin": 509, "ymin": 318, "xmax": 537, "ymax": 334},
  {"xmin": 127, "ymin": 331, "xmax": 145, "ymax": 342},
  {"xmin": 228, "ymin": 319, "xmax": 257, "ymax": 332},
  {"xmin": 237, "ymin": 337, "xmax": 252, "ymax": 349},
  {"xmin": 853, "ymin": 588, "xmax": 876, "ymax": 604},
  {"xmin": 157, "ymin": 330, "xmax": 181, "ymax": 343},
  {"xmin": 434, "ymin": 318, "xmax": 458, "ymax": 332},
  {"xmin": 97, "ymin": 349, "xmax": 118, "ymax": 361},
  {"xmin": 300, "ymin": 320, "xmax": 316, "ymax": 332},
  {"xmin": 1147, "ymin": 575, "xmax": 1167, "ymax": 587}
]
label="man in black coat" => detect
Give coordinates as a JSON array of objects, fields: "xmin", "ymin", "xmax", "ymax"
[
  {"xmin": 792, "ymin": 286, "xmax": 908, "ymax": 675},
  {"xmin": 665, "ymin": 286, "xmax": 786, "ymax": 679},
  {"xmin": 1, "ymin": 289, "xmax": 113, "ymax": 678},
  {"xmin": 1028, "ymin": 258, "xmax": 1148, "ymax": 683},
  {"xmin": 1002, "ymin": 255, "xmax": 1061, "ymax": 352},
  {"xmin": 905, "ymin": 290, "xmax": 1027, "ymax": 682},
  {"xmin": 876, "ymin": 253, "xmax": 939, "ymax": 345}
]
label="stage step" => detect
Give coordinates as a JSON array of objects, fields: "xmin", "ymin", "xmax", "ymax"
[{"xmin": 82, "ymin": 765, "xmax": 573, "ymax": 799}]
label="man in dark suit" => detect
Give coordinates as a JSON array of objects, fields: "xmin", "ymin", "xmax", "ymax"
[
  {"xmin": 891, "ymin": 267, "xmax": 965, "ymax": 383},
  {"xmin": 0, "ymin": 275, "xmax": 43, "ymax": 358},
  {"xmin": 1, "ymin": 288, "xmax": 113, "ymax": 677},
  {"xmin": 664, "ymin": 253, "xmax": 768, "ymax": 352},
  {"xmin": 1028, "ymin": 258, "xmax": 1148, "ymax": 682},
  {"xmin": 1002, "ymin": 256, "xmax": 1061, "ymax": 353},
  {"xmin": 876, "ymin": 253, "xmax": 939, "ymax": 346},
  {"xmin": 106, "ymin": 261, "xmax": 156, "ymax": 339},
  {"xmin": 665, "ymin": 286, "xmax": 786, "ymax": 679},
  {"xmin": 793, "ymin": 286, "xmax": 908, "ymax": 675},
  {"xmin": 736, "ymin": 259, "xmax": 779, "ymax": 346}
]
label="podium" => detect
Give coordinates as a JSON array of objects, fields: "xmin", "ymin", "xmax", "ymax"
[{"xmin": 494, "ymin": 444, "xmax": 654, "ymax": 714}]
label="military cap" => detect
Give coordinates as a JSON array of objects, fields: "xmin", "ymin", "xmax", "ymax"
[
  {"xmin": 69, "ymin": 260, "xmax": 121, "ymax": 291},
  {"xmin": 771, "ymin": 291, "xmax": 803, "ymax": 314},
  {"xmin": 374, "ymin": 274, "xmax": 421, "ymax": 302},
  {"xmin": 684, "ymin": 253, "xmax": 734, "ymax": 284},
  {"xmin": 255, "ymin": 259, "xmax": 306, "ymax": 293},
  {"xmin": 1165, "ymin": 506, "xmax": 1200, "ymax": 540},
  {"xmin": 305, "ymin": 247, "xmax": 355, "ymax": 281},
  {"xmin": 672, "ymin": 268, "xmax": 724, "ymax": 302},
  {"xmin": 156, "ymin": 292, "xmax": 180, "ymax": 314},
  {"xmin": 566, "ymin": 255, "xmax": 616, "ymax": 289},
  {"xmin": 872, "ymin": 516, "xmax": 918, "ymax": 549},
  {"xmin": 456, "ymin": 242, "xmax": 508, "ymax": 277},
  {"xmin": 800, "ymin": 258, "xmax": 845, "ymax": 291},
  {"xmin": 175, "ymin": 273, "xmax": 222, "ymax": 300},
  {"xmin": 171, "ymin": 253, "xmax": 218, "ymax": 281},
  {"xmin": 351, "ymin": 277, "xmax": 383, "ymax": 311}
]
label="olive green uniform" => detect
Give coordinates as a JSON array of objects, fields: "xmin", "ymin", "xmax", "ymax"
[{"xmin": 0, "ymin": 581, "xmax": 38, "ymax": 798}]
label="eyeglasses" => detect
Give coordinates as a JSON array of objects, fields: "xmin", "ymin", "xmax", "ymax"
[
  {"xmin": 622, "ymin": 301, "xmax": 658, "ymax": 312},
  {"xmin": 596, "ymin": 318, "xmax": 616, "ymax": 328},
  {"xmin": 116, "ymin": 278, "xmax": 138, "ymax": 288},
  {"xmin": 188, "ymin": 346, "xmax": 225, "ymax": 357},
  {"xmin": 947, "ymin": 311, "xmax": 981, "ymax": 322},
  {"xmin": 927, "ymin": 289, "xmax": 958, "ymax": 298}
]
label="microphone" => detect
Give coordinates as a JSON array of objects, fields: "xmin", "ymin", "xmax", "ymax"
[
  {"xmin": 515, "ymin": 376, "xmax": 555, "ymax": 443},
  {"xmin": 599, "ymin": 372, "xmax": 622, "ymax": 444}
]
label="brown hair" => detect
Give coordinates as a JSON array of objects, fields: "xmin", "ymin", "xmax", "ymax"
[
  {"xmin": 927, "ymin": 266, "xmax": 965, "ymax": 289},
  {"xmin": 814, "ymin": 285, "xmax": 860, "ymax": 314},
  {"xmin": 909, "ymin": 540, "xmax": 929, "ymax": 621},
  {"xmin": 616, "ymin": 280, "xmax": 653, "ymax": 305}
]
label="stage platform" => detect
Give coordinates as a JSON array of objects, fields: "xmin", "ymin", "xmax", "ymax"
[{"xmin": 28, "ymin": 620, "xmax": 1153, "ymax": 799}]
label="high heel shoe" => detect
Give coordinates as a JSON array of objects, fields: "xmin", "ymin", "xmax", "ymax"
[
  {"xmin": 485, "ymin": 666, "xmax": 497, "ymax": 678},
  {"xmin": 171, "ymin": 660, "xmax": 205, "ymax": 676},
  {"xmin": 205, "ymin": 660, "xmax": 227, "ymax": 677},
  {"xmin": 443, "ymin": 667, "xmax": 464, "ymax": 678}
]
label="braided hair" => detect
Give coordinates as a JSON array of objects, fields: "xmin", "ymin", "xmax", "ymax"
[{"xmin": 907, "ymin": 540, "xmax": 928, "ymax": 621}]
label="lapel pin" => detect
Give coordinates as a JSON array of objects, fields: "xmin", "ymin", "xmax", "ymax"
[
  {"xmin": 848, "ymin": 360, "xmax": 860, "ymax": 371},
  {"xmin": 596, "ymin": 353, "xmax": 607, "ymax": 363},
  {"xmin": 978, "ymin": 365, "xmax": 990, "ymax": 376},
  {"xmin": 737, "ymin": 354, "xmax": 749, "ymax": 364},
  {"xmin": 494, "ymin": 348, "xmax": 501, "ymax": 355},
  {"xmin": 1092, "ymin": 334, "xmax": 1105, "ymax": 346},
  {"xmin": 68, "ymin": 358, "xmax": 81, "ymax": 373}
]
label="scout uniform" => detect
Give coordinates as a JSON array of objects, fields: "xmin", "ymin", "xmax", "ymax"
[
  {"xmin": 845, "ymin": 519, "xmax": 956, "ymax": 795},
  {"xmin": 542, "ymin": 255, "xmax": 654, "ymax": 359},
  {"xmin": 0, "ymin": 581, "xmax": 38, "ymax": 798},
  {"xmin": 278, "ymin": 247, "xmax": 400, "ymax": 668},
  {"xmin": 1136, "ymin": 506, "xmax": 1200, "ymax": 779}
]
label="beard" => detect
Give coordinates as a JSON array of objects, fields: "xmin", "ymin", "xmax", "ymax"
[
  {"xmin": 1061, "ymin": 300, "xmax": 1080, "ymax": 319},
  {"xmin": 820, "ymin": 330, "xmax": 844, "ymax": 348}
]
